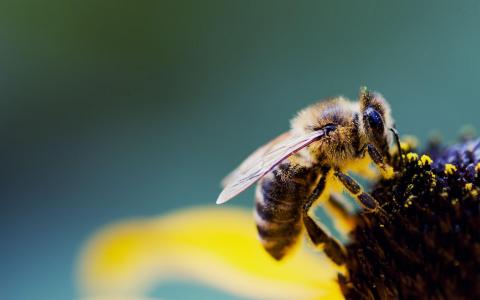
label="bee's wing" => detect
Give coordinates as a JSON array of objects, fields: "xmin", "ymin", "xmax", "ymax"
[
  {"xmin": 216, "ymin": 130, "xmax": 327, "ymax": 204},
  {"xmin": 221, "ymin": 131, "xmax": 292, "ymax": 187}
]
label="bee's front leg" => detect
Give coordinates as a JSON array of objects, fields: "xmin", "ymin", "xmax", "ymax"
[
  {"xmin": 366, "ymin": 144, "xmax": 394, "ymax": 179},
  {"xmin": 334, "ymin": 169, "xmax": 379, "ymax": 212},
  {"xmin": 303, "ymin": 167, "xmax": 346, "ymax": 265}
]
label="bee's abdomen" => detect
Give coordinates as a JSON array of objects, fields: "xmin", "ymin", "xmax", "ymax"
[{"xmin": 255, "ymin": 162, "xmax": 313, "ymax": 260}]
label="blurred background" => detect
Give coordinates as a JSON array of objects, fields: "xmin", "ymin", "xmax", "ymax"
[{"xmin": 1, "ymin": 0, "xmax": 480, "ymax": 299}]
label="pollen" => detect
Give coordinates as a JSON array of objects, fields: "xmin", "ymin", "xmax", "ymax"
[
  {"xmin": 475, "ymin": 162, "xmax": 480, "ymax": 172},
  {"xmin": 419, "ymin": 155, "xmax": 433, "ymax": 166},
  {"xmin": 403, "ymin": 195, "xmax": 416, "ymax": 208},
  {"xmin": 381, "ymin": 165, "xmax": 394, "ymax": 179},
  {"xmin": 341, "ymin": 138, "xmax": 480, "ymax": 299},
  {"xmin": 426, "ymin": 171, "xmax": 437, "ymax": 185},
  {"xmin": 406, "ymin": 152, "xmax": 418, "ymax": 162},
  {"xmin": 444, "ymin": 163, "xmax": 457, "ymax": 175},
  {"xmin": 465, "ymin": 183, "xmax": 473, "ymax": 191},
  {"xmin": 400, "ymin": 143, "xmax": 410, "ymax": 152},
  {"xmin": 340, "ymin": 138, "xmax": 480, "ymax": 299},
  {"xmin": 400, "ymin": 135, "xmax": 419, "ymax": 152}
]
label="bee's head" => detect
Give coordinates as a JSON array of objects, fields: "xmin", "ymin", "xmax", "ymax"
[{"xmin": 359, "ymin": 88, "xmax": 394, "ymax": 157}]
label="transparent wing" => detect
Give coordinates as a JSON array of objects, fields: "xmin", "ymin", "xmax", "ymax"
[
  {"xmin": 216, "ymin": 129, "xmax": 327, "ymax": 204},
  {"xmin": 221, "ymin": 132, "xmax": 292, "ymax": 187}
]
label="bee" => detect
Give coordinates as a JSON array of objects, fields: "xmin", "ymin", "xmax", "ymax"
[{"xmin": 217, "ymin": 88, "xmax": 401, "ymax": 263}]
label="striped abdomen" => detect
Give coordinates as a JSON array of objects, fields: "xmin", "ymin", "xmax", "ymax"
[{"xmin": 254, "ymin": 161, "xmax": 316, "ymax": 260}]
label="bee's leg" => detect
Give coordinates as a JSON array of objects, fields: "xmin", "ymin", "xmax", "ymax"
[
  {"xmin": 366, "ymin": 144, "xmax": 394, "ymax": 178},
  {"xmin": 303, "ymin": 167, "xmax": 346, "ymax": 265},
  {"xmin": 303, "ymin": 215, "xmax": 346, "ymax": 264},
  {"xmin": 334, "ymin": 169, "xmax": 379, "ymax": 212},
  {"xmin": 327, "ymin": 193, "xmax": 355, "ymax": 217},
  {"xmin": 302, "ymin": 167, "xmax": 330, "ymax": 215}
]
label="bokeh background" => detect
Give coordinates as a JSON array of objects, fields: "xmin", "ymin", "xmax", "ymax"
[{"xmin": 1, "ymin": 1, "xmax": 480, "ymax": 299}]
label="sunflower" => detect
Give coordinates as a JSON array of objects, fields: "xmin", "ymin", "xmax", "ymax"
[{"xmin": 77, "ymin": 137, "xmax": 480, "ymax": 300}]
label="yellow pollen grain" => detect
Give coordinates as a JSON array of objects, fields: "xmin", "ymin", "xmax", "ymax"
[
  {"xmin": 406, "ymin": 153, "xmax": 418, "ymax": 162},
  {"xmin": 471, "ymin": 190, "xmax": 478, "ymax": 197},
  {"xmin": 406, "ymin": 184, "xmax": 415, "ymax": 192},
  {"xmin": 403, "ymin": 195, "xmax": 415, "ymax": 208},
  {"xmin": 400, "ymin": 142, "xmax": 410, "ymax": 152},
  {"xmin": 381, "ymin": 165, "xmax": 394, "ymax": 179},
  {"xmin": 476, "ymin": 162, "xmax": 480, "ymax": 172},
  {"xmin": 420, "ymin": 155, "xmax": 433, "ymax": 166},
  {"xmin": 465, "ymin": 183, "xmax": 473, "ymax": 191},
  {"xmin": 444, "ymin": 164, "xmax": 457, "ymax": 175},
  {"xmin": 400, "ymin": 136, "xmax": 419, "ymax": 150}
]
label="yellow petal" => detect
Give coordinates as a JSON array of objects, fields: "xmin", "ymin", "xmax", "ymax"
[
  {"xmin": 77, "ymin": 206, "xmax": 344, "ymax": 300},
  {"xmin": 80, "ymin": 297, "xmax": 157, "ymax": 300}
]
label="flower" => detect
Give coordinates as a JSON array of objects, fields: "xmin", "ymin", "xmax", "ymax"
[
  {"xmin": 77, "ymin": 207, "xmax": 344, "ymax": 300},
  {"xmin": 340, "ymin": 138, "xmax": 480, "ymax": 299},
  {"xmin": 77, "ymin": 138, "xmax": 480, "ymax": 300}
]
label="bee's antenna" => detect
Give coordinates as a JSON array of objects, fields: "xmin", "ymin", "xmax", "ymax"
[{"xmin": 389, "ymin": 127, "xmax": 404, "ymax": 169}]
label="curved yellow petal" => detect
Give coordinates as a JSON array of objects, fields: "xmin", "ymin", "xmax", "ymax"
[
  {"xmin": 77, "ymin": 206, "xmax": 344, "ymax": 300},
  {"xmin": 80, "ymin": 297, "xmax": 157, "ymax": 300}
]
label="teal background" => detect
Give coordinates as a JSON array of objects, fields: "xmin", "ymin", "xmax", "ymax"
[{"xmin": 1, "ymin": 1, "xmax": 480, "ymax": 299}]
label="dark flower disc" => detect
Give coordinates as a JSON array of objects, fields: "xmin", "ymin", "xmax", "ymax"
[{"xmin": 339, "ymin": 139, "xmax": 480, "ymax": 300}]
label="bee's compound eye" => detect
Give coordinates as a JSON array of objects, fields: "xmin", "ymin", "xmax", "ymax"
[
  {"xmin": 366, "ymin": 108, "xmax": 384, "ymax": 132},
  {"xmin": 323, "ymin": 124, "xmax": 337, "ymax": 135}
]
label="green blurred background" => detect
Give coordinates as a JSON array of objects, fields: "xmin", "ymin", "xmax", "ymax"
[{"xmin": 1, "ymin": 0, "xmax": 479, "ymax": 299}]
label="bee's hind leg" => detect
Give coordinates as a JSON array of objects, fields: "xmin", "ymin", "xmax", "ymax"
[
  {"xmin": 334, "ymin": 169, "xmax": 379, "ymax": 212},
  {"xmin": 303, "ymin": 215, "xmax": 346, "ymax": 265},
  {"xmin": 303, "ymin": 167, "xmax": 346, "ymax": 265}
]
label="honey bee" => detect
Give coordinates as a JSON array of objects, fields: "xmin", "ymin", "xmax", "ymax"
[{"xmin": 217, "ymin": 88, "xmax": 401, "ymax": 263}]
